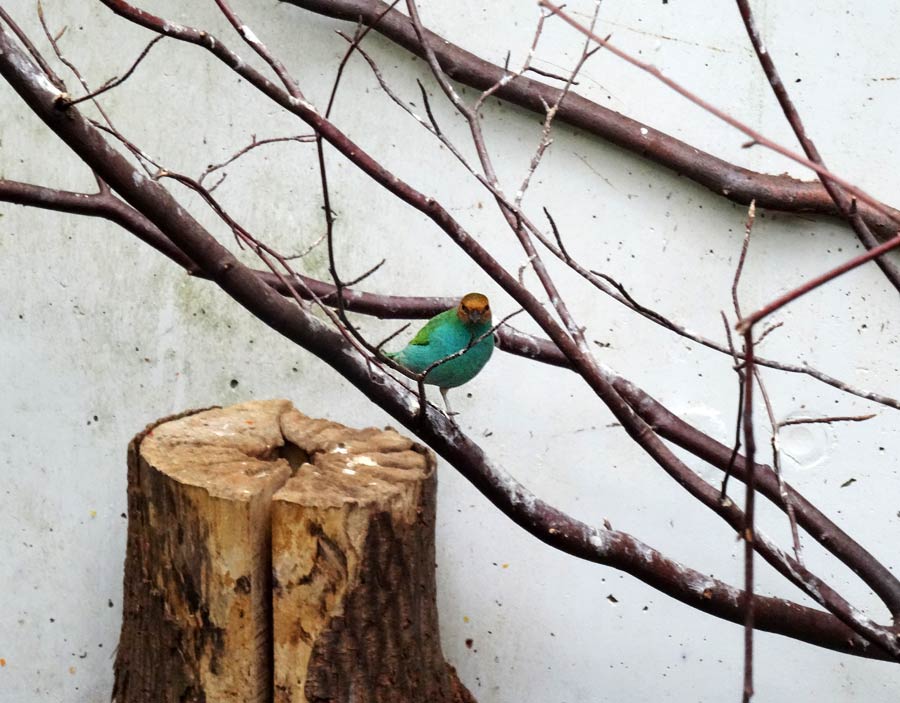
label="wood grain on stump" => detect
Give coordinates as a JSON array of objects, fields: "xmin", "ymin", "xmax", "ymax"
[{"xmin": 112, "ymin": 400, "xmax": 474, "ymax": 703}]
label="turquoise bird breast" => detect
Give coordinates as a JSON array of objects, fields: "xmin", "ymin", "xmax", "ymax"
[{"xmin": 389, "ymin": 294, "xmax": 495, "ymax": 389}]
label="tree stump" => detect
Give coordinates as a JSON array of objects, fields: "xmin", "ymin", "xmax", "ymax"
[{"xmin": 113, "ymin": 400, "xmax": 474, "ymax": 703}]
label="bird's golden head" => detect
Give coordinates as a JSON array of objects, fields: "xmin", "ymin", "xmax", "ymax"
[{"xmin": 456, "ymin": 292, "xmax": 491, "ymax": 325}]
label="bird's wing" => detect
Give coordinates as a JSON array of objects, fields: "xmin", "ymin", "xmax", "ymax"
[{"xmin": 408, "ymin": 311, "xmax": 450, "ymax": 346}]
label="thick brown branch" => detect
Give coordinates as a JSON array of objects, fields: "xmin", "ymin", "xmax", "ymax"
[
  {"xmin": 282, "ymin": 0, "xmax": 900, "ymax": 241},
  {"xmin": 0, "ymin": 179, "xmax": 196, "ymax": 269}
]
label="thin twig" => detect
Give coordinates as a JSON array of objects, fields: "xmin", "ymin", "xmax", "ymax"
[
  {"xmin": 753, "ymin": 320, "xmax": 783, "ymax": 347},
  {"xmin": 375, "ymin": 322, "xmax": 411, "ymax": 352},
  {"xmin": 61, "ymin": 35, "xmax": 165, "ymax": 107},
  {"xmin": 720, "ymin": 311, "xmax": 744, "ymax": 500},
  {"xmin": 778, "ymin": 414, "xmax": 876, "ymax": 429},
  {"xmin": 310, "ymin": 1, "xmax": 404, "ymax": 374},
  {"xmin": 734, "ymin": 203, "xmax": 802, "ymax": 563},
  {"xmin": 37, "ymin": 0, "xmax": 156, "ymax": 181},
  {"xmin": 732, "ymin": 200, "xmax": 756, "ymax": 318},
  {"xmin": 515, "ymin": 14, "xmax": 604, "ymax": 206},
  {"xmin": 284, "ymin": 0, "xmax": 900, "ymax": 242},
  {"xmin": 754, "ymin": 367, "xmax": 804, "ymax": 564},
  {"xmin": 343, "ymin": 258, "xmax": 386, "ymax": 287},
  {"xmin": 730, "ymin": 200, "xmax": 760, "ymax": 701},
  {"xmin": 407, "ymin": 0, "xmax": 591, "ymax": 350},
  {"xmin": 198, "ymin": 134, "xmax": 316, "ymax": 186},
  {"xmin": 741, "ymin": 328, "xmax": 757, "ymax": 703},
  {"xmin": 525, "ymin": 65, "xmax": 580, "ymax": 84},
  {"xmin": 544, "ymin": 207, "xmax": 571, "ymax": 262}
]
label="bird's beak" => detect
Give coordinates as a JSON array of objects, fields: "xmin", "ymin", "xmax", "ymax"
[{"xmin": 469, "ymin": 310, "xmax": 486, "ymax": 324}]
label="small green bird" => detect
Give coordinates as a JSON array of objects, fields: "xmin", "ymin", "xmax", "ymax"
[{"xmin": 386, "ymin": 293, "xmax": 495, "ymax": 415}]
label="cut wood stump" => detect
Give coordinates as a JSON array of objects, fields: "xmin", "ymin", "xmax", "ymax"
[{"xmin": 113, "ymin": 400, "xmax": 475, "ymax": 703}]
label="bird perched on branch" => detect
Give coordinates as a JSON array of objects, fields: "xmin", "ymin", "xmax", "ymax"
[{"xmin": 386, "ymin": 293, "xmax": 495, "ymax": 415}]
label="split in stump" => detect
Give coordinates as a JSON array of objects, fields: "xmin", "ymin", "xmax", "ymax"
[{"xmin": 112, "ymin": 400, "xmax": 475, "ymax": 703}]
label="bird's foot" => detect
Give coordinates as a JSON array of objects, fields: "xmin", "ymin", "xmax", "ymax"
[{"xmin": 439, "ymin": 388, "xmax": 459, "ymax": 418}]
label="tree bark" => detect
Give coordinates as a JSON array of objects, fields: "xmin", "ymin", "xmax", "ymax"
[{"xmin": 112, "ymin": 400, "xmax": 473, "ymax": 703}]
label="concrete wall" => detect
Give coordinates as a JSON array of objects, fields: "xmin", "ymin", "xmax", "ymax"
[{"xmin": 2, "ymin": 1, "xmax": 899, "ymax": 700}]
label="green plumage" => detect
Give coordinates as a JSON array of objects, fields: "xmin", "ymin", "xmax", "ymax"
[{"xmin": 387, "ymin": 307, "xmax": 494, "ymax": 390}]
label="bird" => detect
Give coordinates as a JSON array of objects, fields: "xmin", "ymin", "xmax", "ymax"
[{"xmin": 386, "ymin": 292, "xmax": 495, "ymax": 415}]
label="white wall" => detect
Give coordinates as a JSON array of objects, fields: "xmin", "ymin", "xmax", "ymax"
[{"xmin": 2, "ymin": 1, "xmax": 899, "ymax": 701}]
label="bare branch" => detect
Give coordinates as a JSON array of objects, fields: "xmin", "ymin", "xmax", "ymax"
[
  {"xmin": 198, "ymin": 134, "xmax": 316, "ymax": 187},
  {"xmin": 754, "ymin": 368, "xmax": 804, "ymax": 564},
  {"xmin": 778, "ymin": 414, "xmax": 877, "ymax": 429},
  {"xmin": 732, "ymin": 200, "xmax": 756, "ymax": 318},
  {"xmin": 741, "ymin": 326, "xmax": 758, "ymax": 702},
  {"xmin": 59, "ymin": 34, "xmax": 165, "ymax": 107},
  {"xmin": 720, "ymin": 310, "xmax": 745, "ymax": 500},
  {"xmin": 350, "ymin": 43, "xmax": 900, "ymax": 409},
  {"xmin": 406, "ymin": 0, "xmax": 591, "ymax": 350}
]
